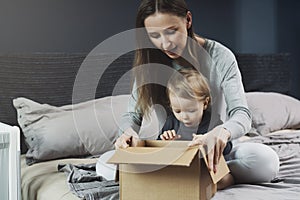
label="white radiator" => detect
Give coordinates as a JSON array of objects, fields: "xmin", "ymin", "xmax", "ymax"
[{"xmin": 0, "ymin": 122, "xmax": 21, "ymax": 200}]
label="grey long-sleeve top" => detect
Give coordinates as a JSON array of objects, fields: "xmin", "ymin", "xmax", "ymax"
[{"xmin": 119, "ymin": 39, "xmax": 252, "ymax": 140}]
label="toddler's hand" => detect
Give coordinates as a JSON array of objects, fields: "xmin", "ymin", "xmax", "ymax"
[{"xmin": 160, "ymin": 130, "xmax": 181, "ymax": 140}]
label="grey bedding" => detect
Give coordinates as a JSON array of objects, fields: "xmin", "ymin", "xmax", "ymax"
[
  {"xmin": 213, "ymin": 130, "xmax": 300, "ymax": 200},
  {"xmin": 57, "ymin": 130, "xmax": 300, "ymax": 200},
  {"xmin": 58, "ymin": 163, "xmax": 119, "ymax": 200},
  {"xmin": 21, "ymin": 156, "xmax": 97, "ymax": 200}
]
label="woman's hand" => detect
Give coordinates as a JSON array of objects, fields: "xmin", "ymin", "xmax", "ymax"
[
  {"xmin": 114, "ymin": 127, "xmax": 143, "ymax": 149},
  {"xmin": 160, "ymin": 130, "xmax": 181, "ymax": 140},
  {"xmin": 188, "ymin": 126, "xmax": 231, "ymax": 173}
]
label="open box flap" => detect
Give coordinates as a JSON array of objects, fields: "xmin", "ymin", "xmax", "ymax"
[
  {"xmin": 144, "ymin": 140, "xmax": 192, "ymax": 148},
  {"xmin": 199, "ymin": 146, "xmax": 230, "ymax": 184},
  {"xmin": 108, "ymin": 146, "xmax": 199, "ymax": 167}
]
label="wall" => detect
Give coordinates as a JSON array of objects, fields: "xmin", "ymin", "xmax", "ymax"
[
  {"xmin": 234, "ymin": 0, "xmax": 277, "ymax": 53},
  {"xmin": 0, "ymin": 0, "xmax": 138, "ymax": 52},
  {"xmin": 187, "ymin": 0, "xmax": 237, "ymax": 49},
  {"xmin": 0, "ymin": 0, "xmax": 299, "ymax": 98},
  {"xmin": 277, "ymin": 0, "xmax": 300, "ymax": 99}
]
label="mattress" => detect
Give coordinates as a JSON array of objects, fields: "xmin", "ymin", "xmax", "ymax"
[
  {"xmin": 21, "ymin": 155, "xmax": 97, "ymax": 200},
  {"xmin": 21, "ymin": 129, "xmax": 300, "ymax": 200}
]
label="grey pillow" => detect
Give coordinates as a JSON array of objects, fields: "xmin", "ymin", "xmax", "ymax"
[
  {"xmin": 13, "ymin": 95, "xmax": 130, "ymax": 165},
  {"xmin": 246, "ymin": 92, "xmax": 300, "ymax": 135}
]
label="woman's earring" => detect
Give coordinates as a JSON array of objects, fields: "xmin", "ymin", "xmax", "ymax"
[
  {"xmin": 203, "ymin": 98, "xmax": 209, "ymax": 110},
  {"xmin": 187, "ymin": 20, "xmax": 192, "ymax": 29}
]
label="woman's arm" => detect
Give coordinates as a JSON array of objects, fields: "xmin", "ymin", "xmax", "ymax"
[
  {"xmin": 115, "ymin": 81, "xmax": 143, "ymax": 148},
  {"xmin": 118, "ymin": 81, "xmax": 143, "ymax": 135},
  {"xmin": 219, "ymin": 50, "xmax": 252, "ymax": 140},
  {"xmin": 189, "ymin": 40, "xmax": 251, "ymax": 172}
]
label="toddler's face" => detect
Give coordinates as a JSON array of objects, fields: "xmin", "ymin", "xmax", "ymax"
[{"xmin": 169, "ymin": 94, "xmax": 207, "ymax": 128}]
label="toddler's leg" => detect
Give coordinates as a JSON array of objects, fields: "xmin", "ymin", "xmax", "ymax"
[{"xmin": 225, "ymin": 142, "xmax": 279, "ymax": 184}]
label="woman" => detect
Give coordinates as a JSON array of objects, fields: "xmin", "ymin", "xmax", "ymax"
[{"xmin": 115, "ymin": 0, "xmax": 279, "ymax": 189}]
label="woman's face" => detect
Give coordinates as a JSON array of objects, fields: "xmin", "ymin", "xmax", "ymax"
[{"xmin": 144, "ymin": 12, "xmax": 191, "ymax": 59}]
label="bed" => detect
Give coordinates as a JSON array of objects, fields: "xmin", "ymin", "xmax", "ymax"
[{"xmin": 1, "ymin": 52, "xmax": 300, "ymax": 200}]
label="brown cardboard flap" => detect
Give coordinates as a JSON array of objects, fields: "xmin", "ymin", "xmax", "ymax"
[
  {"xmin": 107, "ymin": 146, "xmax": 199, "ymax": 166},
  {"xmin": 199, "ymin": 146, "xmax": 230, "ymax": 184},
  {"xmin": 144, "ymin": 140, "xmax": 191, "ymax": 148}
]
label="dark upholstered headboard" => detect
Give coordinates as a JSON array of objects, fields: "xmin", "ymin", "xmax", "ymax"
[
  {"xmin": 236, "ymin": 53, "xmax": 291, "ymax": 95},
  {"xmin": 0, "ymin": 52, "xmax": 291, "ymax": 153},
  {"xmin": 0, "ymin": 52, "xmax": 134, "ymax": 153}
]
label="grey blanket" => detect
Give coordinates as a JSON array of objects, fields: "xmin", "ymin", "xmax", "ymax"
[{"xmin": 58, "ymin": 163, "xmax": 119, "ymax": 200}]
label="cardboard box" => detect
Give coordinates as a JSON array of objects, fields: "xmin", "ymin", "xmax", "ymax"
[{"xmin": 108, "ymin": 140, "xmax": 229, "ymax": 200}]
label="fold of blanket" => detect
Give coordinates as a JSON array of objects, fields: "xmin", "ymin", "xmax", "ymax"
[{"xmin": 58, "ymin": 163, "xmax": 119, "ymax": 200}]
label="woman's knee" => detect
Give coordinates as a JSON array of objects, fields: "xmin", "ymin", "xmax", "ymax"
[{"xmin": 226, "ymin": 142, "xmax": 279, "ymax": 183}]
